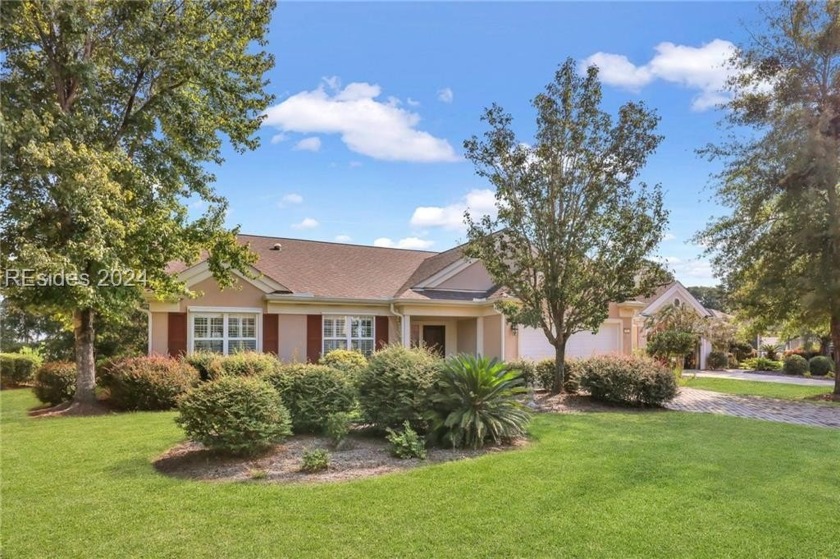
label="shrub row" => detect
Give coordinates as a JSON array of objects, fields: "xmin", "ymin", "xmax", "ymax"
[
  {"xmin": 0, "ymin": 352, "xmax": 43, "ymax": 387},
  {"xmin": 506, "ymin": 358, "xmax": 581, "ymax": 393},
  {"xmin": 578, "ymin": 355, "xmax": 678, "ymax": 406},
  {"xmin": 99, "ymin": 356, "xmax": 199, "ymax": 410}
]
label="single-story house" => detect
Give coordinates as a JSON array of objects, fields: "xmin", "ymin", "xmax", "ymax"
[
  {"xmin": 633, "ymin": 280, "xmax": 717, "ymax": 369},
  {"xmin": 145, "ymin": 234, "xmax": 666, "ymax": 363}
]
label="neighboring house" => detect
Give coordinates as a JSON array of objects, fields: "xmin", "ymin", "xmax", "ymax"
[
  {"xmin": 145, "ymin": 235, "xmax": 655, "ymax": 363},
  {"xmin": 634, "ymin": 281, "xmax": 716, "ymax": 369}
]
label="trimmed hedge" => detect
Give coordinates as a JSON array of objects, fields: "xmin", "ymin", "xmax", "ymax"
[
  {"xmin": 706, "ymin": 351, "xmax": 729, "ymax": 371},
  {"xmin": 176, "ymin": 376, "xmax": 292, "ymax": 456},
  {"xmin": 505, "ymin": 360, "xmax": 537, "ymax": 388},
  {"xmin": 33, "ymin": 361, "xmax": 77, "ymax": 405},
  {"xmin": 534, "ymin": 359, "xmax": 582, "ymax": 393},
  {"xmin": 181, "ymin": 351, "xmax": 218, "ymax": 381},
  {"xmin": 579, "ymin": 355, "xmax": 677, "ymax": 406},
  {"xmin": 0, "ymin": 352, "xmax": 43, "ymax": 387},
  {"xmin": 741, "ymin": 357, "xmax": 782, "ymax": 371},
  {"xmin": 205, "ymin": 352, "xmax": 280, "ymax": 380},
  {"xmin": 782, "ymin": 355, "xmax": 808, "ymax": 376},
  {"xmin": 809, "ymin": 356, "xmax": 835, "ymax": 377},
  {"xmin": 262, "ymin": 364, "xmax": 356, "ymax": 433},
  {"xmin": 99, "ymin": 356, "xmax": 199, "ymax": 410},
  {"xmin": 357, "ymin": 345, "xmax": 441, "ymax": 431},
  {"xmin": 320, "ymin": 349, "xmax": 367, "ymax": 377}
]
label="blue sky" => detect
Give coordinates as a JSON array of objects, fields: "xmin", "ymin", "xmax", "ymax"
[{"xmin": 206, "ymin": 1, "xmax": 764, "ymax": 287}]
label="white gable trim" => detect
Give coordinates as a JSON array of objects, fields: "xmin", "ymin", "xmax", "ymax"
[
  {"xmin": 414, "ymin": 258, "xmax": 476, "ymax": 290},
  {"xmin": 642, "ymin": 282, "xmax": 709, "ymax": 317},
  {"xmin": 178, "ymin": 261, "xmax": 289, "ymax": 294}
]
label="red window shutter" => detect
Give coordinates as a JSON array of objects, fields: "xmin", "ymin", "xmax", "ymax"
[
  {"xmin": 306, "ymin": 315, "xmax": 322, "ymax": 363},
  {"xmin": 375, "ymin": 316, "xmax": 389, "ymax": 350},
  {"xmin": 262, "ymin": 313, "xmax": 279, "ymax": 355},
  {"xmin": 168, "ymin": 312, "xmax": 187, "ymax": 357}
]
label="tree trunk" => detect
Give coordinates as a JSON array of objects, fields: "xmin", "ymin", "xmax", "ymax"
[
  {"xmin": 831, "ymin": 314, "xmax": 840, "ymax": 396},
  {"xmin": 73, "ymin": 308, "xmax": 97, "ymax": 404},
  {"xmin": 552, "ymin": 338, "xmax": 567, "ymax": 394}
]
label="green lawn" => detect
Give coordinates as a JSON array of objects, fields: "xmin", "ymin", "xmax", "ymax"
[
  {"xmin": 681, "ymin": 376, "xmax": 837, "ymax": 402},
  {"xmin": 2, "ymin": 389, "xmax": 839, "ymax": 558}
]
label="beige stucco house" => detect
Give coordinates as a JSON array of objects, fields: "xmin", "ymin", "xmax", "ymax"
[{"xmin": 145, "ymin": 234, "xmax": 662, "ymax": 363}]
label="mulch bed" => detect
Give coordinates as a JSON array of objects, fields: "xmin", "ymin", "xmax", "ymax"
[
  {"xmin": 530, "ymin": 391, "xmax": 669, "ymax": 414},
  {"xmin": 154, "ymin": 434, "xmax": 524, "ymax": 484},
  {"xmin": 804, "ymin": 393, "xmax": 840, "ymax": 403}
]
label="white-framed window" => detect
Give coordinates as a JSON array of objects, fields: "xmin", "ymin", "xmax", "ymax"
[
  {"xmin": 190, "ymin": 310, "xmax": 259, "ymax": 354},
  {"xmin": 323, "ymin": 315, "xmax": 375, "ymax": 356}
]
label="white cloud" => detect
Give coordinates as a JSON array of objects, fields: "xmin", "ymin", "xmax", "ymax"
[
  {"xmin": 322, "ymin": 75, "xmax": 341, "ymax": 90},
  {"xmin": 658, "ymin": 255, "xmax": 716, "ymax": 285},
  {"xmin": 437, "ymin": 87, "xmax": 454, "ymax": 103},
  {"xmin": 663, "ymin": 232, "xmax": 676, "ymax": 241},
  {"xmin": 291, "ymin": 217, "xmax": 319, "ymax": 230},
  {"xmin": 373, "ymin": 237, "xmax": 435, "ymax": 250},
  {"xmin": 270, "ymin": 133, "xmax": 287, "ymax": 144},
  {"xmin": 407, "ymin": 97, "xmax": 421, "ymax": 107},
  {"xmin": 263, "ymin": 80, "xmax": 459, "ymax": 162},
  {"xmin": 294, "ymin": 137, "xmax": 322, "ymax": 152},
  {"xmin": 582, "ymin": 39, "xmax": 736, "ymax": 111},
  {"xmin": 277, "ymin": 193, "xmax": 303, "ymax": 208},
  {"xmin": 334, "ymin": 234, "xmax": 352, "ymax": 243},
  {"xmin": 410, "ymin": 188, "xmax": 497, "ymax": 231}
]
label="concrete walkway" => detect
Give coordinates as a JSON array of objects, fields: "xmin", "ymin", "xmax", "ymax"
[
  {"xmin": 685, "ymin": 369, "xmax": 835, "ymax": 386},
  {"xmin": 667, "ymin": 387, "xmax": 840, "ymax": 428}
]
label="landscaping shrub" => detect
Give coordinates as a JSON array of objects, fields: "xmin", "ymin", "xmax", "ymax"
[
  {"xmin": 176, "ymin": 376, "xmax": 292, "ymax": 456},
  {"xmin": 320, "ymin": 349, "xmax": 367, "ymax": 377},
  {"xmin": 505, "ymin": 359, "xmax": 537, "ymax": 388},
  {"xmin": 428, "ymin": 355, "xmax": 530, "ymax": 449},
  {"xmin": 205, "ymin": 351, "xmax": 280, "ymax": 380},
  {"xmin": 32, "ymin": 361, "xmax": 77, "ymax": 405},
  {"xmin": 265, "ymin": 364, "xmax": 355, "ymax": 433},
  {"xmin": 386, "ymin": 421, "xmax": 427, "ymax": 459},
  {"xmin": 741, "ymin": 357, "xmax": 782, "ymax": 371},
  {"xmin": 325, "ymin": 412, "xmax": 353, "ymax": 448},
  {"xmin": 578, "ymin": 355, "xmax": 677, "ymax": 406},
  {"xmin": 300, "ymin": 448, "xmax": 331, "ymax": 473},
  {"xmin": 706, "ymin": 351, "xmax": 729, "ymax": 371},
  {"xmin": 99, "ymin": 356, "xmax": 199, "ymax": 410},
  {"xmin": 782, "ymin": 355, "xmax": 808, "ymax": 376},
  {"xmin": 809, "ymin": 356, "xmax": 835, "ymax": 377},
  {"xmin": 182, "ymin": 351, "xmax": 218, "ymax": 381},
  {"xmin": 0, "ymin": 351, "xmax": 43, "ymax": 387},
  {"xmin": 357, "ymin": 345, "xmax": 441, "ymax": 431},
  {"xmin": 729, "ymin": 341, "xmax": 756, "ymax": 362},
  {"xmin": 535, "ymin": 358, "xmax": 581, "ymax": 392}
]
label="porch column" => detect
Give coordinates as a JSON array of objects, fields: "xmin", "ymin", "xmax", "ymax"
[
  {"xmin": 476, "ymin": 316, "xmax": 484, "ymax": 356},
  {"xmin": 402, "ymin": 314, "xmax": 411, "ymax": 347}
]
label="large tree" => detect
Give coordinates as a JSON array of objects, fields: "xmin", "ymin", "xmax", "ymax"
[
  {"xmin": 697, "ymin": 0, "xmax": 840, "ymax": 395},
  {"xmin": 464, "ymin": 59, "xmax": 670, "ymax": 393},
  {"xmin": 1, "ymin": 0, "xmax": 275, "ymax": 408}
]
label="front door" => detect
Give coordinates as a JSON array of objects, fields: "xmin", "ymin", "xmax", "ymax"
[{"xmin": 423, "ymin": 325, "xmax": 446, "ymax": 356}]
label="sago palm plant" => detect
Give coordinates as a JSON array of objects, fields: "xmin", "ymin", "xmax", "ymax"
[{"xmin": 428, "ymin": 354, "xmax": 531, "ymax": 449}]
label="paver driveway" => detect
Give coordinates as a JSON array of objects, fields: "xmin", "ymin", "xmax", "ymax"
[{"xmin": 668, "ymin": 388, "xmax": 840, "ymax": 428}]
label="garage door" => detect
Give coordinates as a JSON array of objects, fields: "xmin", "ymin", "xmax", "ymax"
[{"xmin": 518, "ymin": 323, "xmax": 622, "ymax": 360}]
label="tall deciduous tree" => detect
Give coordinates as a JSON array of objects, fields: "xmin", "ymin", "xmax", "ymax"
[
  {"xmin": 464, "ymin": 59, "xmax": 670, "ymax": 393},
  {"xmin": 0, "ymin": 0, "xmax": 275, "ymax": 408},
  {"xmin": 697, "ymin": 0, "xmax": 840, "ymax": 395}
]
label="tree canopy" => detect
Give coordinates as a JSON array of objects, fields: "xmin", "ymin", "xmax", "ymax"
[{"xmin": 464, "ymin": 58, "xmax": 669, "ymax": 393}]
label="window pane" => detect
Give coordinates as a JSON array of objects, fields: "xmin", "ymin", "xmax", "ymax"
[
  {"xmin": 229, "ymin": 339, "xmax": 257, "ymax": 353},
  {"xmin": 241, "ymin": 317, "xmax": 256, "ymax": 338},
  {"xmin": 195, "ymin": 340, "xmax": 223, "ymax": 353},
  {"xmin": 351, "ymin": 339, "xmax": 374, "ymax": 356},
  {"xmin": 194, "ymin": 317, "xmax": 208, "ymax": 338},
  {"xmin": 209, "ymin": 317, "xmax": 224, "ymax": 338},
  {"xmin": 324, "ymin": 339, "xmax": 347, "ymax": 353},
  {"xmin": 228, "ymin": 316, "xmax": 241, "ymax": 338}
]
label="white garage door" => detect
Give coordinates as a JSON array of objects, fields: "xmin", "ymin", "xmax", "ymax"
[{"xmin": 518, "ymin": 323, "xmax": 622, "ymax": 360}]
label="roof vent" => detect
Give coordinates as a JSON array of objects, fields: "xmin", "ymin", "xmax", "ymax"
[{"xmin": 270, "ymin": 243, "xmax": 282, "ymax": 251}]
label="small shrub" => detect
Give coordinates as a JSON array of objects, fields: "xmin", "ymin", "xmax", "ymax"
[
  {"xmin": 33, "ymin": 361, "xmax": 77, "ymax": 405},
  {"xmin": 809, "ymin": 356, "xmax": 835, "ymax": 377},
  {"xmin": 760, "ymin": 343, "xmax": 781, "ymax": 361},
  {"xmin": 578, "ymin": 355, "xmax": 677, "ymax": 406},
  {"xmin": 300, "ymin": 448, "xmax": 331, "ymax": 473},
  {"xmin": 182, "ymin": 351, "xmax": 218, "ymax": 381},
  {"xmin": 325, "ymin": 412, "xmax": 353, "ymax": 448},
  {"xmin": 0, "ymin": 351, "xmax": 43, "ymax": 387},
  {"xmin": 534, "ymin": 359, "xmax": 581, "ymax": 392},
  {"xmin": 706, "ymin": 351, "xmax": 729, "ymax": 371},
  {"xmin": 535, "ymin": 359, "xmax": 555, "ymax": 391},
  {"xmin": 248, "ymin": 468, "xmax": 268, "ymax": 480},
  {"xmin": 729, "ymin": 341, "xmax": 756, "ymax": 362},
  {"xmin": 176, "ymin": 376, "xmax": 292, "ymax": 456},
  {"xmin": 386, "ymin": 421, "xmax": 427, "ymax": 459},
  {"xmin": 428, "ymin": 355, "xmax": 530, "ymax": 449},
  {"xmin": 99, "ymin": 356, "xmax": 199, "ymax": 410},
  {"xmin": 320, "ymin": 349, "xmax": 367, "ymax": 377},
  {"xmin": 262, "ymin": 364, "xmax": 355, "ymax": 433},
  {"xmin": 206, "ymin": 352, "xmax": 280, "ymax": 380},
  {"xmin": 505, "ymin": 360, "xmax": 537, "ymax": 387},
  {"xmin": 727, "ymin": 354, "xmax": 740, "ymax": 369},
  {"xmin": 357, "ymin": 345, "xmax": 441, "ymax": 431},
  {"xmin": 782, "ymin": 354, "xmax": 808, "ymax": 376},
  {"xmin": 742, "ymin": 357, "xmax": 782, "ymax": 371}
]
